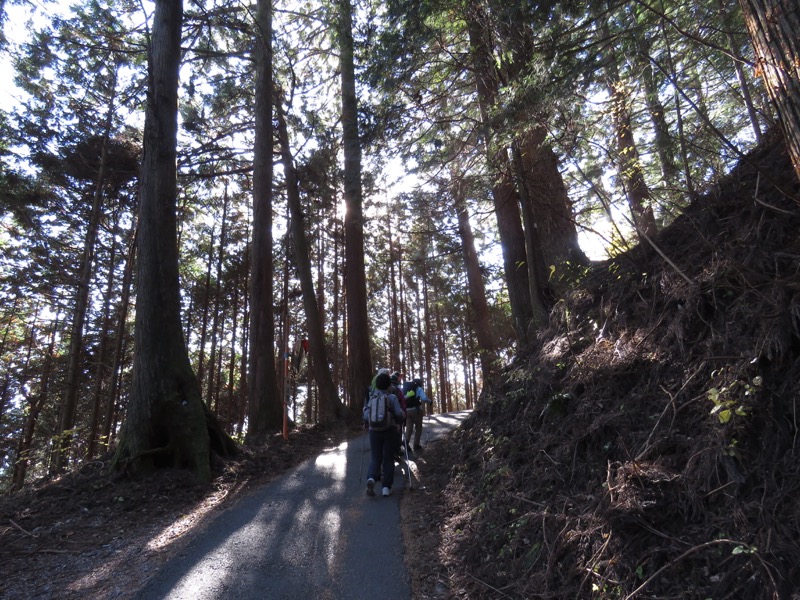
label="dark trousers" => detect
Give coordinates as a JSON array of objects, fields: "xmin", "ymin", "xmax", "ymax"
[
  {"xmin": 368, "ymin": 428, "xmax": 396, "ymax": 489},
  {"xmin": 405, "ymin": 407, "xmax": 423, "ymax": 446}
]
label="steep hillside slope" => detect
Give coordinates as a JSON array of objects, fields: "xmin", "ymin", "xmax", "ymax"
[{"xmin": 404, "ymin": 132, "xmax": 800, "ymax": 599}]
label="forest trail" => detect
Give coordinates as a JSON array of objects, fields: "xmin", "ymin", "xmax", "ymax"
[{"xmin": 133, "ymin": 411, "xmax": 470, "ymax": 599}]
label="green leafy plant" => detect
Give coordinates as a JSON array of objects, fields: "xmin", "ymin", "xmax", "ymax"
[
  {"xmin": 707, "ymin": 374, "xmax": 761, "ymax": 423},
  {"xmin": 708, "ymin": 386, "xmax": 745, "ymax": 423}
]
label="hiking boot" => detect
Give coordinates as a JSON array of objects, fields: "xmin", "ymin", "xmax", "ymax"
[
  {"xmin": 382, "ymin": 487, "xmax": 392, "ymax": 497},
  {"xmin": 367, "ymin": 478, "xmax": 375, "ymax": 496}
]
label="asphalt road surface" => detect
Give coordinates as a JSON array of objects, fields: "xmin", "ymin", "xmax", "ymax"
[{"xmin": 134, "ymin": 410, "xmax": 471, "ymax": 600}]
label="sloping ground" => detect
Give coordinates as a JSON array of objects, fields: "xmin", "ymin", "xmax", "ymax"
[{"xmin": 404, "ymin": 133, "xmax": 800, "ymax": 599}]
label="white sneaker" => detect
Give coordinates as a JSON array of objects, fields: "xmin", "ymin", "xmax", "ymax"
[
  {"xmin": 382, "ymin": 487, "xmax": 392, "ymax": 497},
  {"xmin": 367, "ymin": 478, "xmax": 375, "ymax": 496}
]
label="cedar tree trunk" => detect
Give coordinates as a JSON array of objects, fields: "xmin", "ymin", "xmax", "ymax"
[
  {"xmin": 740, "ymin": 0, "xmax": 800, "ymax": 181},
  {"xmin": 113, "ymin": 0, "xmax": 234, "ymax": 481}
]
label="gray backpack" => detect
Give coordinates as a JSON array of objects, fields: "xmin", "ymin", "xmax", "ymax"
[{"xmin": 368, "ymin": 389, "xmax": 391, "ymax": 431}]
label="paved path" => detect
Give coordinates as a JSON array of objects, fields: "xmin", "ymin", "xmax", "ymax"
[{"xmin": 134, "ymin": 411, "xmax": 471, "ymax": 600}]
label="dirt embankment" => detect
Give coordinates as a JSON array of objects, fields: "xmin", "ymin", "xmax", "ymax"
[{"xmin": 403, "ymin": 133, "xmax": 800, "ymax": 599}]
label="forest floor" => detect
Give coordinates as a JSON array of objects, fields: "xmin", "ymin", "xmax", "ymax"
[{"xmin": 0, "ymin": 421, "xmax": 365, "ymax": 599}]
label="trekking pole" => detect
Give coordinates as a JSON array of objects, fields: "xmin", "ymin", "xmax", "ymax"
[
  {"xmin": 359, "ymin": 426, "xmax": 366, "ymax": 482},
  {"xmin": 401, "ymin": 426, "xmax": 413, "ymax": 491}
]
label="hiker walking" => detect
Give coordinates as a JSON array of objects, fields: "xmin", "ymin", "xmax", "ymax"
[
  {"xmin": 390, "ymin": 371, "xmax": 406, "ymax": 457},
  {"xmin": 390, "ymin": 372, "xmax": 405, "ymax": 409},
  {"xmin": 403, "ymin": 377, "xmax": 432, "ymax": 452},
  {"xmin": 364, "ymin": 371, "xmax": 405, "ymax": 497},
  {"xmin": 370, "ymin": 367, "xmax": 391, "ymax": 390}
]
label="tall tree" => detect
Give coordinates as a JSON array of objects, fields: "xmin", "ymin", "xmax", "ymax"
[
  {"xmin": 717, "ymin": 0, "xmax": 763, "ymax": 144},
  {"xmin": 101, "ymin": 226, "xmax": 137, "ymax": 454},
  {"xmin": 338, "ymin": 0, "xmax": 372, "ymax": 407},
  {"xmin": 247, "ymin": 0, "xmax": 282, "ymax": 439},
  {"xmin": 628, "ymin": 6, "xmax": 680, "ymax": 188},
  {"xmin": 600, "ymin": 17, "xmax": 659, "ymax": 242},
  {"xmin": 451, "ymin": 167, "xmax": 499, "ymax": 380},
  {"xmin": 85, "ymin": 210, "xmax": 121, "ymax": 459},
  {"xmin": 51, "ymin": 81, "xmax": 118, "ymax": 473},
  {"xmin": 465, "ymin": 0, "xmax": 538, "ymax": 341},
  {"xmin": 113, "ymin": 0, "xmax": 233, "ymax": 481},
  {"xmin": 481, "ymin": 0, "xmax": 588, "ymax": 276},
  {"xmin": 276, "ymin": 94, "xmax": 342, "ymax": 424}
]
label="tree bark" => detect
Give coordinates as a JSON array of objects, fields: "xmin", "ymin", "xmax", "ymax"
[
  {"xmin": 466, "ymin": 1, "xmax": 535, "ymax": 343},
  {"xmin": 331, "ymin": 217, "xmax": 343, "ymax": 403},
  {"xmin": 236, "ymin": 241, "xmax": 250, "ymax": 436},
  {"xmin": 339, "ymin": 0, "xmax": 372, "ymax": 408},
  {"xmin": 514, "ymin": 127, "xmax": 587, "ymax": 272},
  {"xmin": 512, "ymin": 143, "xmax": 552, "ymax": 320},
  {"xmin": 247, "ymin": 0, "xmax": 282, "ymax": 440},
  {"xmin": 276, "ymin": 96, "xmax": 342, "ymax": 424},
  {"xmin": 494, "ymin": 169, "xmax": 541, "ymax": 336},
  {"xmin": 451, "ymin": 168, "xmax": 499, "ymax": 380},
  {"xmin": 113, "ymin": 0, "xmax": 233, "ymax": 482},
  {"xmin": 739, "ymin": 0, "xmax": 800, "ymax": 181}
]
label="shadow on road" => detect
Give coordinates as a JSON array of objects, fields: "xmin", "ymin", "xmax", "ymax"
[{"xmin": 134, "ymin": 410, "xmax": 470, "ymax": 600}]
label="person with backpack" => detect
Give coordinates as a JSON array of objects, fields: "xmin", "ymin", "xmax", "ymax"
[
  {"xmin": 390, "ymin": 372, "xmax": 405, "ymax": 408},
  {"xmin": 369, "ymin": 367, "xmax": 391, "ymax": 391},
  {"xmin": 389, "ymin": 371, "xmax": 406, "ymax": 458},
  {"xmin": 403, "ymin": 377, "xmax": 432, "ymax": 452},
  {"xmin": 365, "ymin": 367, "xmax": 405, "ymax": 471},
  {"xmin": 363, "ymin": 371, "xmax": 405, "ymax": 497}
]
